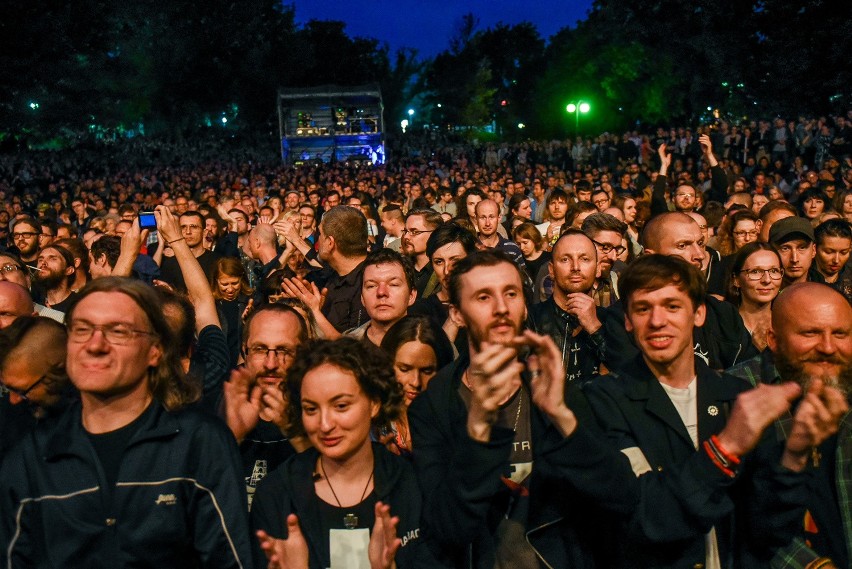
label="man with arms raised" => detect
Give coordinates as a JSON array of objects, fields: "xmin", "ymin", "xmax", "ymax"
[
  {"xmin": 409, "ymin": 250, "xmax": 636, "ymax": 568},
  {"xmin": 585, "ymin": 256, "xmax": 845, "ymax": 568},
  {"xmin": 0, "ymin": 278, "xmax": 252, "ymax": 567}
]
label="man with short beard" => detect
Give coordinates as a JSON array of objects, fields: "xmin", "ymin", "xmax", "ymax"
[
  {"xmin": 726, "ymin": 282, "xmax": 852, "ymax": 568},
  {"xmin": 34, "ymin": 245, "xmax": 78, "ymax": 314},
  {"xmin": 10, "ymin": 218, "xmax": 41, "ymax": 265},
  {"xmin": 401, "ymin": 208, "xmax": 442, "ymax": 298},
  {"xmin": 224, "ymin": 304, "xmax": 309, "ymax": 510},
  {"xmin": 528, "ymin": 230, "xmax": 606, "ymax": 385}
]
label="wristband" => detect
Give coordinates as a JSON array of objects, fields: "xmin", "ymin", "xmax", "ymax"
[
  {"xmin": 703, "ymin": 440, "xmax": 735, "ymax": 478},
  {"xmin": 167, "ymin": 237, "xmax": 186, "ymax": 245},
  {"xmin": 710, "ymin": 435, "xmax": 741, "ymax": 465},
  {"xmin": 806, "ymin": 558, "xmax": 834, "ymax": 569}
]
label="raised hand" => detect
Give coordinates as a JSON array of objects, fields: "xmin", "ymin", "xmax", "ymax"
[
  {"xmin": 256, "ymin": 514, "xmax": 309, "ymax": 569},
  {"xmin": 518, "ymin": 330, "xmax": 577, "ymax": 437},
  {"xmin": 657, "ymin": 143, "xmax": 671, "ymax": 173},
  {"xmin": 782, "ymin": 379, "xmax": 849, "ymax": 471},
  {"xmin": 563, "ymin": 292, "xmax": 601, "ymax": 333},
  {"xmin": 223, "ymin": 367, "xmax": 262, "ymax": 443},
  {"xmin": 465, "ymin": 342, "xmax": 524, "ymax": 442},
  {"xmin": 368, "ymin": 501, "xmax": 401, "ymax": 569}
]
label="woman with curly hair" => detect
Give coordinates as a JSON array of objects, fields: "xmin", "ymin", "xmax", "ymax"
[
  {"xmin": 715, "ymin": 209, "xmax": 760, "ymax": 257},
  {"xmin": 252, "ymin": 337, "xmax": 436, "ymax": 569}
]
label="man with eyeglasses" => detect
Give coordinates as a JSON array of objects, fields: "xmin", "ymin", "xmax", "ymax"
[
  {"xmin": 401, "ymin": 208, "xmax": 442, "ymax": 299},
  {"xmin": 224, "ymin": 303, "xmax": 309, "ymax": 510},
  {"xmin": 581, "ymin": 212, "xmax": 629, "ymax": 308},
  {"xmin": 0, "ymin": 278, "xmax": 253, "ymax": 567},
  {"xmin": 0, "ymin": 316, "xmax": 70, "ymax": 457},
  {"xmin": 0, "ymin": 281, "xmax": 35, "ymax": 330},
  {"xmin": 9, "ymin": 217, "xmax": 41, "ymax": 266},
  {"xmin": 158, "ymin": 211, "xmax": 221, "ymax": 292}
]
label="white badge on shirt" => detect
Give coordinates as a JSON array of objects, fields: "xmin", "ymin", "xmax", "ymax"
[{"xmin": 330, "ymin": 528, "xmax": 370, "ymax": 569}]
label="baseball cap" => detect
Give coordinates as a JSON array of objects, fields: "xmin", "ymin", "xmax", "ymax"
[{"xmin": 769, "ymin": 216, "xmax": 814, "ymax": 245}]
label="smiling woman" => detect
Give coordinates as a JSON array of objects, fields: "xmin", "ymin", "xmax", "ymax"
[{"xmin": 251, "ymin": 337, "xmax": 438, "ymax": 569}]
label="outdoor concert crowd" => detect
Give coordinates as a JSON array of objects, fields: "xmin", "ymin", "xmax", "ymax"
[{"xmin": 0, "ymin": 111, "xmax": 851, "ymax": 569}]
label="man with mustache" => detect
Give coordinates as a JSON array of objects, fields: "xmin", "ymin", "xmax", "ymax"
[
  {"xmin": 409, "ymin": 250, "xmax": 636, "ymax": 569},
  {"xmin": 727, "ymin": 282, "xmax": 852, "ymax": 568},
  {"xmin": 33, "ymin": 245, "xmax": 78, "ymax": 315},
  {"xmin": 401, "ymin": 208, "xmax": 442, "ymax": 299},
  {"xmin": 225, "ymin": 303, "xmax": 309, "ymax": 510}
]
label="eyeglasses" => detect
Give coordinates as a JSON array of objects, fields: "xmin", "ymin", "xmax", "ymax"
[
  {"xmin": 675, "ymin": 193, "xmax": 696, "ymax": 199},
  {"xmin": 181, "ymin": 224, "xmax": 202, "ymax": 232},
  {"xmin": 592, "ymin": 239, "xmax": 626, "ymax": 256},
  {"xmin": 401, "ymin": 228, "xmax": 434, "ymax": 237},
  {"xmin": 0, "ymin": 264, "xmax": 22, "ymax": 274},
  {"xmin": 12, "ymin": 232, "xmax": 38, "ymax": 240},
  {"xmin": 733, "ymin": 230, "xmax": 759, "ymax": 238},
  {"xmin": 246, "ymin": 345, "xmax": 296, "ymax": 361},
  {"xmin": 0, "ymin": 372, "xmax": 47, "ymax": 403},
  {"xmin": 67, "ymin": 322, "xmax": 155, "ymax": 345},
  {"xmin": 593, "ymin": 198, "xmax": 610, "ymax": 206},
  {"xmin": 739, "ymin": 267, "xmax": 784, "ymax": 281}
]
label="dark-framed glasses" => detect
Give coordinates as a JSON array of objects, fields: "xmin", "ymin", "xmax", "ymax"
[
  {"xmin": 67, "ymin": 322, "xmax": 155, "ymax": 345},
  {"xmin": 0, "ymin": 372, "xmax": 47, "ymax": 403},
  {"xmin": 739, "ymin": 267, "xmax": 784, "ymax": 281},
  {"xmin": 592, "ymin": 239, "xmax": 626, "ymax": 256}
]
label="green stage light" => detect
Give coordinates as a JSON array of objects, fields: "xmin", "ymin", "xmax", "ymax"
[
  {"xmin": 566, "ymin": 103, "xmax": 577, "ymax": 113},
  {"xmin": 579, "ymin": 102, "xmax": 590, "ymax": 113}
]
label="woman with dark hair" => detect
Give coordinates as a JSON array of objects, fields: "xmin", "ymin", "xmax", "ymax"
[
  {"xmin": 252, "ymin": 338, "xmax": 434, "ymax": 569},
  {"xmin": 724, "ymin": 242, "xmax": 783, "ymax": 350},
  {"xmin": 799, "ymin": 188, "xmax": 830, "ymax": 223},
  {"xmin": 210, "ymin": 256, "xmax": 253, "ymax": 368},
  {"xmin": 502, "ymin": 193, "xmax": 532, "ymax": 235},
  {"xmin": 379, "ymin": 316, "xmax": 453, "ymax": 456}
]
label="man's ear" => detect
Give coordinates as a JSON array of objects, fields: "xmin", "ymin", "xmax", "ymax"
[{"xmin": 449, "ymin": 304, "xmax": 466, "ymax": 329}]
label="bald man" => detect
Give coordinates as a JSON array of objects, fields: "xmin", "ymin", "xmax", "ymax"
[
  {"xmin": 603, "ymin": 212, "xmax": 756, "ymax": 372},
  {"xmin": 0, "ymin": 282, "xmax": 35, "ymax": 329},
  {"xmin": 727, "ymin": 282, "xmax": 852, "ymax": 567},
  {"xmin": 0, "ymin": 316, "xmax": 71, "ymax": 456}
]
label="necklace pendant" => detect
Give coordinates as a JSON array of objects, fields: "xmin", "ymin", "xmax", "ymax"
[{"xmin": 344, "ymin": 513, "xmax": 358, "ymax": 529}]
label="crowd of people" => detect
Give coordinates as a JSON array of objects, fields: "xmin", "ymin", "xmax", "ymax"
[{"xmin": 0, "ymin": 112, "xmax": 851, "ymax": 569}]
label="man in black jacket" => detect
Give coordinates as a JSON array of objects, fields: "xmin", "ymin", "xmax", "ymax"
[
  {"xmin": 528, "ymin": 230, "xmax": 606, "ymax": 385},
  {"xmin": 0, "ymin": 277, "xmax": 252, "ymax": 568},
  {"xmin": 586, "ymin": 255, "xmax": 845, "ymax": 569},
  {"xmin": 409, "ymin": 250, "xmax": 636, "ymax": 569},
  {"xmin": 604, "ymin": 211, "xmax": 757, "ymax": 371}
]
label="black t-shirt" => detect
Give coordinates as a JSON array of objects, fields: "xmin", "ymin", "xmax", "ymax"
[
  {"xmin": 48, "ymin": 290, "xmax": 81, "ymax": 314},
  {"xmin": 317, "ymin": 490, "xmax": 377, "ymax": 534},
  {"xmin": 86, "ymin": 403, "xmax": 155, "ymax": 500},
  {"xmin": 523, "ymin": 251, "xmax": 551, "ymax": 285},
  {"xmin": 242, "ymin": 420, "xmax": 296, "ymax": 511},
  {"xmin": 320, "ymin": 260, "xmax": 367, "ymax": 333},
  {"xmin": 159, "ymin": 249, "xmax": 220, "ymax": 292}
]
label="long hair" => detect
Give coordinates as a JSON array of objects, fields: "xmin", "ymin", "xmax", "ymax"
[
  {"xmin": 64, "ymin": 277, "xmax": 199, "ymax": 410},
  {"xmin": 380, "ymin": 315, "xmax": 454, "ymax": 372},
  {"xmin": 210, "ymin": 256, "xmax": 253, "ymax": 300}
]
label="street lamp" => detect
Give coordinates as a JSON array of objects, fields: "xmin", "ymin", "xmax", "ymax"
[{"xmin": 565, "ymin": 101, "xmax": 590, "ymax": 134}]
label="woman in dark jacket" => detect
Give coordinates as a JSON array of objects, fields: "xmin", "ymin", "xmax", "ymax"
[{"xmin": 252, "ymin": 338, "xmax": 440, "ymax": 569}]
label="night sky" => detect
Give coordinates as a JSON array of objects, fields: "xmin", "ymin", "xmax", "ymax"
[{"xmin": 290, "ymin": 0, "xmax": 595, "ymax": 59}]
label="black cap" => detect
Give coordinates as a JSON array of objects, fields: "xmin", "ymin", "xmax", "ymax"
[{"xmin": 769, "ymin": 216, "xmax": 814, "ymax": 245}]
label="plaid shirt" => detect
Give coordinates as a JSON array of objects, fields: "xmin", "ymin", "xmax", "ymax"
[{"xmin": 727, "ymin": 353, "xmax": 852, "ymax": 568}]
